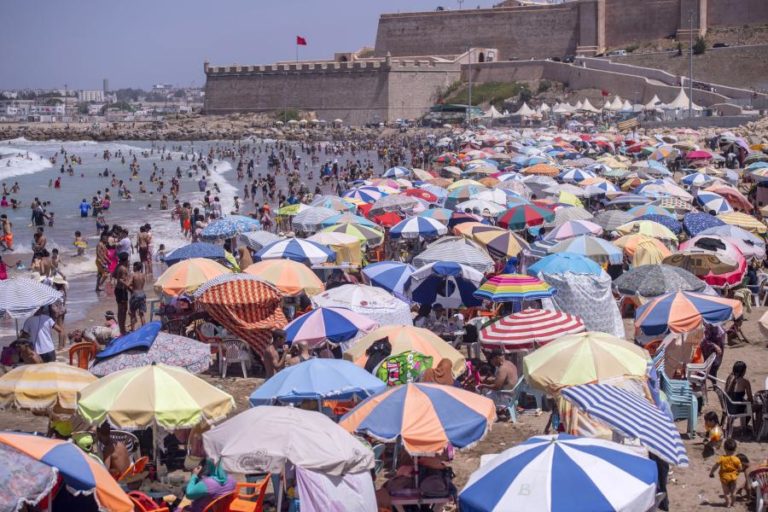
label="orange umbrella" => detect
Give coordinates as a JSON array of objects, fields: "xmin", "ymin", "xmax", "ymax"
[
  {"xmin": 521, "ymin": 163, "xmax": 560, "ymax": 177},
  {"xmin": 154, "ymin": 258, "xmax": 231, "ymax": 296},
  {"xmin": 244, "ymin": 260, "xmax": 324, "ymax": 297}
]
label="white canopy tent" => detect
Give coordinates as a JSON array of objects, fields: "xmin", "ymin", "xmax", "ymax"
[
  {"xmin": 663, "ymin": 88, "xmax": 703, "ymax": 111},
  {"xmin": 514, "ymin": 102, "xmax": 536, "ymax": 117}
]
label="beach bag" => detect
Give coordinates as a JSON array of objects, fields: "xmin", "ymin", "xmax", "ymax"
[
  {"xmin": 419, "ymin": 467, "xmax": 454, "ymax": 498},
  {"xmin": 375, "ymin": 351, "xmax": 433, "ymax": 386}
]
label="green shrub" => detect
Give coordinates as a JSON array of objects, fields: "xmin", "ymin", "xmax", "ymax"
[{"xmin": 693, "ymin": 37, "xmax": 707, "ymax": 55}]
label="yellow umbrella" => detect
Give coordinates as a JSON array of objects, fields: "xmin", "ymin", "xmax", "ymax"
[
  {"xmin": 717, "ymin": 212, "xmax": 767, "ymax": 235},
  {"xmin": 343, "ymin": 325, "xmax": 465, "ymax": 377},
  {"xmin": 447, "ymin": 179, "xmax": 484, "ymax": 191},
  {"xmin": 632, "ymin": 239, "xmax": 672, "ymax": 267},
  {"xmin": 558, "ymin": 191, "xmax": 583, "ymax": 208},
  {"xmin": 0, "ymin": 362, "xmax": 97, "ymax": 411},
  {"xmin": 523, "ymin": 332, "xmax": 649, "ymax": 394},
  {"xmin": 244, "ymin": 259, "xmax": 324, "ymax": 297},
  {"xmin": 452, "ymin": 221, "xmax": 488, "ymax": 238},
  {"xmin": 614, "ymin": 220, "xmax": 678, "ymax": 242},
  {"xmin": 154, "ymin": 258, "xmax": 231, "ymax": 296}
]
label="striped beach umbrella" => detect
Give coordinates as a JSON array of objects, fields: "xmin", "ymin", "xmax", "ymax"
[
  {"xmin": 459, "ymin": 434, "xmax": 658, "ymax": 512},
  {"xmin": 472, "ymin": 227, "xmax": 529, "ymax": 259},
  {"xmin": 696, "ymin": 191, "xmax": 733, "ymax": 214},
  {"xmin": 445, "ymin": 184, "xmax": 490, "ymax": 209},
  {"xmin": 479, "ymin": 309, "xmax": 585, "ymax": 352},
  {"xmin": 154, "ymin": 258, "xmax": 231, "ymax": 296},
  {"xmin": 681, "ymin": 172, "xmax": 714, "ymax": 187},
  {"xmin": 0, "ymin": 363, "xmax": 96, "ymax": 412},
  {"xmin": 614, "ymin": 220, "xmax": 678, "ymax": 242},
  {"xmin": 256, "ymin": 238, "xmax": 336, "ymax": 265},
  {"xmin": 343, "ymin": 186, "xmax": 388, "ymax": 204},
  {"xmin": 319, "ymin": 212, "xmax": 377, "ymax": 228},
  {"xmin": 390, "ymin": 216, "xmax": 448, "ymax": 239},
  {"xmin": 543, "ymin": 220, "xmax": 603, "ymax": 241},
  {"xmin": 362, "ymin": 261, "xmax": 415, "ymax": 298},
  {"xmin": 292, "ymin": 206, "xmax": 338, "ymax": 233},
  {"xmin": 200, "ymin": 215, "xmax": 261, "ymax": 241},
  {"xmin": 340, "ymin": 383, "xmax": 495, "ymax": 455},
  {"xmin": 497, "ymin": 204, "xmax": 555, "ymax": 230},
  {"xmin": 0, "ymin": 278, "xmax": 63, "ymax": 319},
  {"xmin": 413, "ymin": 239, "xmax": 494, "ymax": 273},
  {"xmin": 407, "ymin": 261, "xmax": 484, "ymax": 308},
  {"xmin": 635, "ymin": 291, "xmax": 743, "ymax": 336},
  {"xmin": 244, "ymin": 259, "xmax": 324, "ymax": 297},
  {"xmin": 0, "ymin": 433, "xmax": 133, "ymax": 512},
  {"xmin": 626, "ymin": 204, "xmax": 675, "ymax": 219},
  {"xmin": 239, "ymin": 230, "xmax": 284, "ymax": 251},
  {"xmin": 382, "ymin": 166, "xmax": 411, "ymax": 178},
  {"xmin": 284, "ymin": 307, "xmax": 378, "ymax": 345},
  {"xmin": 418, "ymin": 207, "xmax": 454, "ymax": 225},
  {"xmin": 549, "ymin": 235, "xmax": 623, "ymax": 265},
  {"xmin": 559, "ymin": 168, "xmax": 595, "ymax": 183},
  {"xmin": 717, "ymin": 211, "xmax": 767, "ymax": 235},
  {"xmin": 474, "ymin": 274, "xmax": 556, "ymax": 302},
  {"xmin": 310, "ymin": 195, "xmax": 356, "ymax": 212},
  {"xmin": 322, "ymin": 222, "xmax": 384, "ymax": 246}
]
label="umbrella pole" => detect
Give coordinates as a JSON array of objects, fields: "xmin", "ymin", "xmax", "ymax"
[{"xmin": 153, "ymin": 422, "xmax": 159, "ymax": 470}]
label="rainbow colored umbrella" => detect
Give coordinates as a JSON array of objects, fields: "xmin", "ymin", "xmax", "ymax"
[
  {"xmin": 474, "ymin": 274, "xmax": 556, "ymax": 302},
  {"xmin": 635, "ymin": 291, "xmax": 743, "ymax": 336},
  {"xmin": 284, "ymin": 307, "xmax": 379, "ymax": 346},
  {"xmin": 0, "ymin": 432, "xmax": 132, "ymax": 512},
  {"xmin": 497, "ymin": 204, "xmax": 554, "ymax": 230},
  {"xmin": 340, "ymin": 383, "xmax": 495, "ymax": 455}
]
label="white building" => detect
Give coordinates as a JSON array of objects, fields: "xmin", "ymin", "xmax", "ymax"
[{"xmin": 78, "ymin": 90, "xmax": 105, "ymax": 102}]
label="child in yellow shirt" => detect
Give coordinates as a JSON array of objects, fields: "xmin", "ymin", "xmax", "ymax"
[{"xmin": 709, "ymin": 438, "xmax": 742, "ymax": 508}]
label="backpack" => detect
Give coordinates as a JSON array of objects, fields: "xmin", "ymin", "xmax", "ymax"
[{"xmin": 419, "ymin": 467, "xmax": 455, "ymax": 499}]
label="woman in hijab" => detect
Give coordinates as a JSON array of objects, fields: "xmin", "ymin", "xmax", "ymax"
[
  {"xmin": 420, "ymin": 358, "xmax": 455, "ymax": 386},
  {"xmin": 179, "ymin": 458, "xmax": 236, "ymax": 512}
]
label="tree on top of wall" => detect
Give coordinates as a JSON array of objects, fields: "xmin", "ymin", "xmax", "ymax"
[{"xmin": 693, "ymin": 37, "xmax": 707, "ymax": 55}]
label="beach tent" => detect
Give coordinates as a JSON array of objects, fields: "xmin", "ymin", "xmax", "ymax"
[
  {"xmin": 484, "ymin": 105, "xmax": 505, "ymax": 119},
  {"xmin": 609, "ymin": 96, "xmax": 624, "ymax": 111},
  {"xmin": 621, "ymin": 99, "xmax": 634, "ymax": 112},
  {"xmin": 644, "ymin": 95, "xmax": 662, "ymax": 110},
  {"xmin": 581, "ymin": 99, "xmax": 600, "ymax": 113},
  {"xmin": 663, "ymin": 88, "xmax": 703, "ymax": 110},
  {"xmin": 514, "ymin": 102, "xmax": 536, "ymax": 117}
]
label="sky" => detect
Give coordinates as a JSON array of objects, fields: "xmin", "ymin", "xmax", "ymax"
[{"xmin": 1, "ymin": 0, "xmax": 496, "ymax": 90}]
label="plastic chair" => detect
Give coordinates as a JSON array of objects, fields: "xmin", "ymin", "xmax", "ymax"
[
  {"xmin": 750, "ymin": 467, "xmax": 768, "ymax": 512},
  {"xmin": 372, "ymin": 444, "xmax": 386, "ymax": 476},
  {"xmin": 659, "ymin": 367, "xmax": 698, "ymax": 436},
  {"xmin": 219, "ymin": 339, "xmax": 252, "ymax": 378},
  {"xmin": 755, "ymin": 391, "xmax": 768, "ymax": 442},
  {"xmin": 201, "ymin": 491, "xmax": 236, "ymax": 512},
  {"xmin": 117, "ymin": 455, "xmax": 149, "ymax": 482},
  {"xmin": 228, "ymin": 473, "xmax": 271, "ymax": 512},
  {"xmin": 69, "ymin": 342, "xmax": 98, "ymax": 369},
  {"xmin": 685, "ymin": 353, "xmax": 717, "ymax": 406},
  {"xmin": 110, "ymin": 430, "xmax": 140, "ymax": 459},
  {"xmin": 128, "ymin": 490, "xmax": 170, "ymax": 512},
  {"xmin": 196, "ymin": 321, "xmax": 224, "ymax": 356},
  {"xmin": 714, "ymin": 384, "xmax": 753, "ymax": 438}
]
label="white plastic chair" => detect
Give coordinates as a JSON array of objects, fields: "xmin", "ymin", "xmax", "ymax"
[
  {"xmin": 219, "ymin": 339, "xmax": 252, "ymax": 378},
  {"xmin": 685, "ymin": 353, "xmax": 716, "ymax": 406}
]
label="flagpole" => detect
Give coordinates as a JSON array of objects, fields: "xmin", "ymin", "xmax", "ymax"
[{"xmin": 296, "ymin": 42, "xmax": 299, "ymax": 63}]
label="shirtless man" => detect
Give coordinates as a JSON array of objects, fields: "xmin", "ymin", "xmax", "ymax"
[
  {"xmin": 95, "ymin": 234, "xmax": 109, "ymax": 291},
  {"xmin": 263, "ymin": 329, "xmax": 288, "ymax": 378},
  {"xmin": 97, "ymin": 423, "xmax": 131, "ymax": 478},
  {"xmin": 129, "ymin": 262, "xmax": 146, "ymax": 330},
  {"xmin": 0, "ymin": 214, "xmax": 12, "ymax": 251},
  {"xmin": 114, "ymin": 253, "xmax": 131, "ymax": 335}
]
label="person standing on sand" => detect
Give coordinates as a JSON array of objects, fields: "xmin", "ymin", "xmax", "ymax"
[
  {"xmin": 21, "ymin": 308, "xmax": 62, "ymax": 363},
  {"xmin": 136, "ymin": 225, "xmax": 151, "ymax": 275},
  {"xmin": 129, "ymin": 261, "xmax": 147, "ymax": 330},
  {"xmin": 114, "ymin": 253, "xmax": 131, "ymax": 334},
  {"xmin": 95, "ymin": 234, "xmax": 109, "ymax": 292}
]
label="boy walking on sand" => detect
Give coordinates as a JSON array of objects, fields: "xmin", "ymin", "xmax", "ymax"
[{"xmin": 710, "ymin": 438, "xmax": 742, "ymax": 508}]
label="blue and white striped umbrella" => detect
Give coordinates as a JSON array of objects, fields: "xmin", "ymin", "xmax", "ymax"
[
  {"xmin": 390, "ymin": 216, "xmax": 447, "ymax": 239},
  {"xmin": 681, "ymin": 172, "xmax": 713, "ymax": 187},
  {"xmin": 362, "ymin": 261, "xmax": 415, "ymax": 299},
  {"xmin": 0, "ymin": 278, "xmax": 63, "ymax": 319},
  {"xmin": 201, "ymin": 215, "xmax": 261, "ymax": 241},
  {"xmin": 583, "ymin": 181, "xmax": 620, "ymax": 197},
  {"xmin": 559, "ymin": 168, "xmax": 595, "ymax": 183},
  {"xmin": 696, "ymin": 191, "xmax": 733, "ymax": 214},
  {"xmin": 256, "ymin": 238, "xmax": 336, "ymax": 265},
  {"xmin": 561, "ymin": 384, "xmax": 689, "ymax": 466},
  {"xmin": 459, "ymin": 434, "xmax": 658, "ymax": 512},
  {"xmin": 407, "ymin": 261, "xmax": 484, "ymax": 308},
  {"xmin": 343, "ymin": 187, "xmax": 387, "ymax": 204},
  {"xmin": 382, "ymin": 166, "xmax": 411, "ymax": 178}
]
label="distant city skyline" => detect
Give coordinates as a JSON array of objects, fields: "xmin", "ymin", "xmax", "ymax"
[{"xmin": 1, "ymin": 0, "xmax": 496, "ymax": 91}]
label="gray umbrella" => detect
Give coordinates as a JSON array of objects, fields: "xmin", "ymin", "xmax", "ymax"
[
  {"xmin": 613, "ymin": 264, "xmax": 705, "ymax": 297},
  {"xmin": 593, "ymin": 210, "xmax": 633, "ymax": 231}
]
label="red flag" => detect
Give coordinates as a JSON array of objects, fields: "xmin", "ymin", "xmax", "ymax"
[
  {"xmin": 601, "ymin": 89, "xmax": 609, "ymax": 97},
  {"xmin": 296, "ymin": 36, "xmax": 307, "ymax": 46}
]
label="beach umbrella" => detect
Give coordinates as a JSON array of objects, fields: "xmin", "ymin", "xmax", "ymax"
[
  {"xmin": 626, "ymin": 204, "xmax": 675, "ymax": 218},
  {"xmin": 549, "ymin": 235, "xmax": 623, "ymax": 265},
  {"xmin": 635, "ymin": 291, "xmax": 743, "ymax": 336},
  {"xmin": 696, "ymin": 191, "xmax": 733, "ymax": 214},
  {"xmin": 340, "ymin": 383, "xmax": 495, "ymax": 455},
  {"xmin": 559, "ymin": 168, "xmax": 595, "ymax": 183},
  {"xmin": 369, "ymin": 195, "xmax": 420, "ymax": 216},
  {"xmin": 371, "ymin": 211, "xmax": 403, "ymax": 227},
  {"xmin": 455, "ymin": 199, "xmax": 507, "ymax": 216},
  {"xmin": 239, "ymin": 230, "xmax": 284, "ymax": 251},
  {"xmin": 444, "ymin": 184, "xmax": 490, "ymax": 209},
  {"xmin": 635, "ymin": 213, "xmax": 682, "ymax": 234},
  {"xmin": 0, "ymin": 442, "xmax": 60, "ymax": 512},
  {"xmin": 448, "ymin": 211, "xmax": 485, "ymax": 229},
  {"xmin": 383, "ymin": 166, "xmax": 411, "ymax": 178},
  {"xmin": 652, "ymin": 196, "xmax": 696, "ymax": 215},
  {"xmin": 370, "ymin": 178, "xmax": 401, "ymax": 191},
  {"xmin": 343, "ymin": 325, "xmax": 465, "ymax": 377},
  {"xmin": 663, "ymin": 247, "xmax": 745, "ymax": 287},
  {"xmin": 322, "ymin": 222, "xmax": 384, "ymax": 246},
  {"xmin": 682, "ymin": 212, "xmax": 724, "ymax": 236},
  {"xmin": 90, "ymin": 330, "xmax": 213, "ymax": 377},
  {"xmin": 256, "ymin": 238, "xmax": 335, "ymax": 265},
  {"xmin": 276, "ymin": 203, "xmax": 310, "ymax": 216},
  {"xmin": 418, "ymin": 207, "xmax": 456, "ymax": 225},
  {"xmin": 292, "ymin": 206, "xmax": 338, "ymax": 233},
  {"xmin": 154, "ymin": 258, "xmax": 230, "ymax": 296},
  {"xmin": 475, "ymin": 189, "xmax": 512, "ymax": 205},
  {"xmin": 204, "ymin": 406, "xmax": 374, "ymax": 476},
  {"xmin": 583, "ymin": 181, "xmax": 620, "ymax": 197},
  {"xmin": 163, "ymin": 242, "xmax": 225, "ymax": 266},
  {"xmin": 403, "ymin": 188, "xmax": 439, "ymax": 203},
  {"xmin": 390, "ymin": 216, "xmax": 448, "ymax": 239},
  {"xmin": 523, "ymin": 332, "xmax": 649, "ymax": 394},
  {"xmin": 561, "ymin": 384, "xmax": 688, "ymax": 466},
  {"xmin": 717, "ymin": 211, "xmax": 767, "ymax": 235},
  {"xmin": 284, "ymin": 307, "xmax": 378, "ymax": 346},
  {"xmin": 522, "ymin": 163, "xmax": 560, "ymax": 176},
  {"xmin": 614, "ymin": 220, "xmax": 677, "ymax": 241},
  {"xmin": 614, "ymin": 264, "xmax": 705, "ymax": 297},
  {"xmin": 0, "ymin": 433, "xmax": 132, "ymax": 512},
  {"xmin": 605, "ymin": 194, "xmax": 651, "ymax": 208},
  {"xmin": 343, "ymin": 187, "xmax": 387, "ymax": 204},
  {"xmin": 312, "ymin": 284, "xmax": 412, "ymax": 327},
  {"xmin": 249, "ymin": 359, "xmax": 385, "ymax": 406},
  {"xmin": 497, "ymin": 204, "xmax": 554, "ymax": 230},
  {"xmin": 0, "ymin": 278, "xmax": 63, "ymax": 319},
  {"xmin": 543, "ymin": 220, "xmax": 602, "ymax": 241},
  {"xmin": 698, "ymin": 224, "xmax": 766, "ymax": 260},
  {"xmin": 306, "ymin": 231, "xmax": 360, "ymax": 249},
  {"xmin": 200, "ymin": 215, "xmax": 261, "ymax": 241},
  {"xmin": 244, "ymin": 259, "xmax": 324, "ymax": 296},
  {"xmin": 320, "ymin": 212, "xmax": 377, "ymax": 228},
  {"xmin": 310, "ymin": 195, "xmax": 356, "ymax": 212},
  {"xmin": 472, "ymin": 228, "xmax": 529, "ymax": 259},
  {"xmin": 0, "ymin": 363, "xmax": 96, "ymax": 412},
  {"xmin": 362, "ymin": 261, "xmax": 415, "ymax": 298},
  {"xmin": 413, "ymin": 238, "xmax": 494, "ymax": 273},
  {"xmin": 545, "ymin": 206, "xmax": 594, "ymax": 227},
  {"xmin": 458, "ymin": 434, "xmax": 658, "ymax": 512},
  {"xmin": 474, "ymin": 274, "xmax": 556, "ymax": 303},
  {"xmin": 407, "ymin": 261, "xmax": 484, "ymax": 308},
  {"xmin": 527, "ymin": 252, "xmax": 603, "ymax": 277},
  {"xmin": 479, "ymin": 309, "xmax": 586, "ymax": 352},
  {"xmin": 77, "ymin": 363, "xmax": 235, "ymax": 430},
  {"xmin": 681, "ymin": 172, "xmax": 714, "ymax": 187}
]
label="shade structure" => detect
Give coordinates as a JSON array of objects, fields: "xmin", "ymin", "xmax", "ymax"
[
  {"xmin": 662, "ymin": 249, "xmax": 743, "ymax": 286},
  {"xmin": 249, "ymin": 359, "xmax": 386, "ymax": 406},
  {"xmin": 497, "ymin": 204, "xmax": 554, "ymax": 230},
  {"xmin": 418, "ymin": 207, "xmax": 454, "ymax": 225},
  {"xmin": 407, "ymin": 261, "xmax": 484, "ymax": 308},
  {"xmin": 545, "ymin": 206, "xmax": 594, "ymax": 227},
  {"xmin": 561, "ymin": 384, "xmax": 688, "ymax": 466},
  {"xmin": 361, "ymin": 261, "xmax": 415, "ymax": 298},
  {"xmin": 90, "ymin": 331, "xmax": 213, "ymax": 377},
  {"xmin": 239, "ymin": 230, "xmax": 284, "ymax": 251},
  {"xmin": 197, "ymin": 279, "xmax": 288, "ymax": 355},
  {"xmin": 277, "ymin": 203, "xmax": 310, "ymax": 216},
  {"xmin": 0, "ymin": 278, "xmax": 63, "ymax": 319},
  {"xmin": 310, "ymin": 195, "xmax": 355, "ymax": 212},
  {"xmin": 613, "ymin": 264, "xmax": 705, "ymax": 297},
  {"xmin": 458, "ymin": 434, "xmax": 657, "ymax": 512},
  {"xmin": 626, "ymin": 204, "xmax": 675, "ymax": 219},
  {"xmin": 163, "ymin": 242, "xmax": 225, "ymax": 266},
  {"xmin": 717, "ymin": 211, "xmax": 768, "ymax": 235},
  {"xmin": 371, "ymin": 211, "xmax": 403, "ymax": 227},
  {"xmin": 696, "ymin": 191, "xmax": 733, "ymax": 214},
  {"xmin": 284, "ymin": 307, "xmax": 379, "ymax": 345},
  {"xmin": 445, "ymin": 184, "xmax": 490, "ymax": 209},
  {"xmin": 203, "ymin": 406, "xmax": 374, "ymax": 476},
  {"xmin": 244, "ymin": 259, "xmax": 324, "ymax": 297},
  {"xmin": 471, "ymin": 227, "xmax": 529, "ymax": 259},
  {"xmin": 383, "ymin": 166, "xmax": 411, "ymax": 178},
  {"xmin": 77, "ymin": 363, "xmax": 234, "ymax": 430},
  {"xmin": 413, "ymin": 238, "xmax": 494, "ymax": 273},
  {"xmin": 592, "ymin": 210, "xmax": 633, "ymax": 231},
  {"xmin": 479, "ymin": 309, "xmax": 586, "ymax": 352},
  {"xmin": 447, "ymin": 211, "xmax": 484, "ymax": 229},
  {"xmin": 291, "ymin": 206, "xmax": 339, "ymax": 233},
  {"xmin": 549, "ymin": 235, "xmax": 623, "ymax": 265},
  {"xmin": 342, "ymin": 187, "xmax": 388, "ymax": 205},
  {"xmin": 615, "ymin": 220, "xmax": 677, "ymax": 242},
  {"xmin": 543, "ymin": 220, "xmax": 603, "ymax": 241},
  {"xmin": 0, "ymin": 433, "xmax": 132, "ymax": 512},
  {"xmin": 340, "ymin": 383, "xmax": 495, "ymax": 456},
  {"xmin": 343, "ymin": 325, "xmax": 465, "ymax": 377},
  {"xmin": 403, "ymin": 188, "xmax": 439, "ymax": 203},
  {"xmin": 389, "ymin": 216, "xmax": 447, "ymax": 239},
  {"xmin": 369, "ymin": 194, "xmax": 420, "ymax": 216},
  {"xmin": 681, "ymin": 171, "xmax": 714, "ymax": 187},
  {"xmin": 256, "ymin": 238, "xmax": 336, "ymax": 265},
  {"xmin": 322, "ymin": 223, "xmax": 384, "ymax": 246},
  {"xmin": 201, "ymin": 215, "xmax": 261, "ymax": 241},
  {"xmin": 527, "ymin": 252, "xmax": 603, "ymax": 277},
  {"xmin": 682, "ymin": 212, "xmax": 725, "ymax": 236},
  {"xmin": 474, "ymin": 274, "xmax": 556, "ymax": 303},
  {"xmin": 635, "ymin": 291, "xmax": 743, "ymax": 336},
  {"xmin": 154, "ymin": 258, "xmax": 231, "ymax": 296},
  {"xmin": 522, "ymin": 163, "xmax": 560, "ymax": 176},
  {"xmin": 635, "ymin": 213, "xmax": 681, "ymax": 234},
  {"xmin": 306, "ymin": 231, "xmax": 359, "ymax": 248},
  {"xmin": 311, "ymin": 284, "xmax": 412, "ymax": 327},
  {"xmin": 0, "ymin": 442, "xmax": 58, "ymax": 512},
  {"xmin": 320, "ymin": 212, "xmax": 378, "ymax": 229},
  {"xmin": 699, "ymin": 224, "xmax": 767, "ymax": 261},
  {"xmin": 523, "ymin": 332, "xmax": 649, "ymax": 394},
  {"xmin": 0, "ymin": 363, "xmax": 96, "ymax": 412}
]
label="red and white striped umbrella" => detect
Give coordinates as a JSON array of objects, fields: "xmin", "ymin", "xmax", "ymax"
[{"xmin": 479, "ymin": 308, "xmax": 586, "ymax": 352}]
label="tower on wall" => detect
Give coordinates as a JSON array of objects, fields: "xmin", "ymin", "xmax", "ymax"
[{"xmin": 677, "ymin": 0, "xmax": 708, "ymax": 40}]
